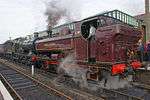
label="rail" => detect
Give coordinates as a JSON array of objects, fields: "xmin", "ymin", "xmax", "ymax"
[
  {"xmin": 0, "ymin": 74, "xmax": 22, "ymax": 100},
  {"xmin": 102, "ymin": 88, "xmax": 143, "ymax": 100},
  {"xmin": 0, "ymin": 64, "xmax": 72, "ymax": 100}
]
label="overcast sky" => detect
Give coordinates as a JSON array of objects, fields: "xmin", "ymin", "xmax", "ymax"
[{"xmin": 0, "ymin": 0, "xmax": 145, "ymax": 43}]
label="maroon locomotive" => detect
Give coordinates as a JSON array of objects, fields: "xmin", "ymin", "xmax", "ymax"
[{"xmin": 33, "ymin": 10, "xmax": 142, "ymax": 81}]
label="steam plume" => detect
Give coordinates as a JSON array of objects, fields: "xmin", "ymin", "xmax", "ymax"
[
  {"xmin": 45, "ymin": 0, "xmax": 66, "ymax": 28},
  {"xmin": 45, "ymin": 0, "xmax": 81, "ymax": 28}
]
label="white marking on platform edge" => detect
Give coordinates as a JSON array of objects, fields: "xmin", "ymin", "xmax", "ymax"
[{"xmin": 0, "ymin": 80, "xmax": 13, "ymax": 100}]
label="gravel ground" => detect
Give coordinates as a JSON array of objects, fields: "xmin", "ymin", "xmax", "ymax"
[{"xmin": 133, "ymin": 70, "xmax": 150, "ymax": 85}]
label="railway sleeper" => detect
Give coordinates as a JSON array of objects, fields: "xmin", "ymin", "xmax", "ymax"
[
  {"xmin": 11, "ymin": 81, "xmax": 34, "ymax": 88},
  {"xmin": 8, "ymin": 79, "xmax": 31, "ymax": 84},
  {"xmin": 15, "ymin": 84, "xmax": 37, "ymax": 90}
]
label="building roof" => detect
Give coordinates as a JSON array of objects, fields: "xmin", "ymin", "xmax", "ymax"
[
  {"xmin": 135, "ymin": 13, "xmax": 150, "ymax": 20},
  {"xmin": 135, "ymin": 14, "xmax": 145, "ymax": 20}
]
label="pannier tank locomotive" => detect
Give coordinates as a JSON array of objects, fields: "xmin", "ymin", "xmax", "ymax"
[{"xmin": 0, "ymin": 10, "xmax": 143, "ymax": 84}]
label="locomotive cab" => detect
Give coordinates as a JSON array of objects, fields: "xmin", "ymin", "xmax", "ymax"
[
  {"xmin": 81, "ymin": 18, "xmax": 98, "ymax": 39},
  {"xmin": 81, "ymin": 17, "xmax": 108, "ymax": 63},
  {"xmin": 81, "ymin": 19, "xmax": 97, "ymax": 63}
]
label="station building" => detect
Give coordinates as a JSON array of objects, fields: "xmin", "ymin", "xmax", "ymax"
[{"xmin": 136, "ymin": 0, "xmax": 150, "ymax": 43}]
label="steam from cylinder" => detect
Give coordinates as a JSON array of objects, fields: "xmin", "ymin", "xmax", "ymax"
[
  {"xmin": 57, "ymin": 53, "xmax": 88, "ymax": 88},
  {"xmin": 99, "ymin": 73, "xmax": 132, "ymax": 89}
]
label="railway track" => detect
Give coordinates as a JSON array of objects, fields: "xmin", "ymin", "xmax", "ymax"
[
  {"xmin": 0, "ymin": 64, "xmax": 72, "ymax": 100},
  {"xmin": 81, "ymin": 81, "xmax": 150, "ymax": 100},
  {"xmin": 0, "ymin": 58, "xmax": 103, "ymax": 100},
  {"xmin": 100, "ymin": 88, "xmax": 143, "ymax": 100},
  {"xmin": 116, "ymin": 85, "xmax": 150, "ymax": 100},
  {"xmin": 133, "ymin": 69, "xmax": 150, "ymax": 86},
  {"xmin": 0, "ymin": 57, "xmax": 150, "ymax": 100},
  {"xmin": 50, "ymin": 73, "xmax": 150, "ymax": 100},
  {"xmin": 69, "ymin": 82, "xmax": 147, "ymax": 100},
  {"xmin": 131, "ymin": 82, "xmax": 150, "ymax": 91}
]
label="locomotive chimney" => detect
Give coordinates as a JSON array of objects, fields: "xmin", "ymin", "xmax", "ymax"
[{"xmin": 145, "ymin": 0, "xmax": 149, "ymax": 14}]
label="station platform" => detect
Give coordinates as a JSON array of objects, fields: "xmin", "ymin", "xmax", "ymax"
[{"xmin": 0, "ymin": 80, "xmax": 13, "ymax": 100}]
